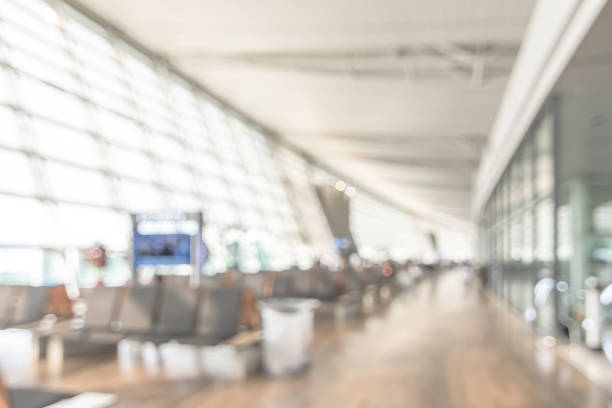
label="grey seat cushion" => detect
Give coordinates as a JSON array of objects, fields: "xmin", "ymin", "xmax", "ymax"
[
  {"xmin": 293, "ymin": 273, "xmax": 313, "ymax": 297},
  {"xmin": 196, "ymin": 288, "xmax": 243, "ymax": 342},
  {"xmin": 156, "ymin": 286, "xmax": 197, "ymax": 336},
  {"xmin": 314, "ymin": 272, "xmax": 338, "ymax": 300},
  {"xmin": 12, "ymin": 286, "xmax": 50, "ymax": 325},
  {"xmin": 116, "ymin": 286, "xmax": 159, "ymax": 333},
  {"xmin": 84, "ymin": 287, "xmax": 121, "ymax": 329},
  {"xmin": 272, "ymin": 275, "xmax": 292, "ymax": 297},
  {"xmin": 199, "ymin": 276, "xmax": 222, "ymax": 289}
]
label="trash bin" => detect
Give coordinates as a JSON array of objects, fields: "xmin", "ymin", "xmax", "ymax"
[{"xmin": 258, "ymin": 298, "xmax": 320, "ymax": 376}]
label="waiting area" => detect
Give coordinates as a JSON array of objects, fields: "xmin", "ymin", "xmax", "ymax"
[
  {"xmin": 0, "ymin": 263, "xmax": 401, "ymax": 406},
  {"xmin": 2, "ymin": 269, "xmax": 611, "ymax": 407}
]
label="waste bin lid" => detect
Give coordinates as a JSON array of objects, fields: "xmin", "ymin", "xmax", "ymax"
[{"xmin": 258, "ymin": 298, "xmax": 320, "ymax": 313}]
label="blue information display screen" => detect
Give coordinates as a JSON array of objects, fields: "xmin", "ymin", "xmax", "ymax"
[{"xmin": 133, "ymin": 233, "xmax": 191, "ymax": 266}]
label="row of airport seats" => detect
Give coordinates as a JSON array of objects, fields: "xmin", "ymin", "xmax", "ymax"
[
  {"xmin": 200, "ymin": 266, "xmax": 389, "ymax": 302},
  {"xmin": 0, "ymin": 286, "xmax": 56, "ymax": 330},
  {"xmin": 202, "ymin": 266, "xmax": 394, "ymax": 320},
  {"xmin": 56, "ymin": 285, "xmax": 245, "ymax": 348},
  {"xmin": 0, "ymin": 266, "xmax": 393, "ymax": 407},
  {"xmin": 0, "ymin": 284, "xmax": 247, "ymax": 352},
  {"xmin": 1, "ymin": 286, "xmax": 71, "ymax": 408},
  {"xmin": 227, "ymin": 269, "xmax": 339, "ymax": 301},
  {"xmin": 0, "ymin": 265, "xmax": 391, "ymax": 333},
  {"xmin": 1, "ymin": 265, "xmax": 392, "ymax": 346},
  {"xmin": 0, "ymin": 287, "xmax": 118, "ymax": 408}
]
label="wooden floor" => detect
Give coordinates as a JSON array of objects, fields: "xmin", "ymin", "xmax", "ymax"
[{"xmin": 4, "ymin": 270, "xmax": 612, "ymax": 407}]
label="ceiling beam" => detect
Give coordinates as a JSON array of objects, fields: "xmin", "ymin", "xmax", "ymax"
[
  {"xmin": 353, "ymin": 160, "xmax": 476, "ymax": 174},
  {"xmin": 177, "ymin": 41, "xmax": 519, "ymax": 82},
  {"xmin": 301, "ymin": 141, "xmax": 484, "ymax": 159},
  {"xmin": 350, "ymin": 153, "xmax": 481, "ymax": 168},
  {"xmin": 283, "ymin": 130, "xmax": 488, "ymax": 144},
  {"xmin": 389, "ymin": 178, "xmax": 472, "ymax": 191},
  {"xmin": 177, "ymin": 42, "xmax": 519, "ymax": 63},
  {"xmin": 471, "ymin": 58, "xmax": 485, "ymax": 86}
]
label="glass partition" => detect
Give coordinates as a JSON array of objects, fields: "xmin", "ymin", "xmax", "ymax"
[{"xmin": 478, "ymin": 105, "xmax": 556, "ymax": 333}]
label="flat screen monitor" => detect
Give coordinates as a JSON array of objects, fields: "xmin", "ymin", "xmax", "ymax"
[{"xmin": 133, "ymin": 233, "xmax": 191, "ymax": 266}]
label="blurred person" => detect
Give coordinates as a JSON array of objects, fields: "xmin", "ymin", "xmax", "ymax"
[
  {"xmin": 477, "ymin": 264, "xmax": 490, "ymax": 303},
  {"xmin": 84, "ymin": 243, "xmax": 107, "ymax": 287},
  {"xmin": 154, "ymin": 274, "xmax": 164, "ymax": 287},
  {"xmin": 381, "ymin": 260, "xmax": 394, "ymax": 279},
  {"xmin": 478, "ymin": 263, "xmax": 489, "ymax": 289}
]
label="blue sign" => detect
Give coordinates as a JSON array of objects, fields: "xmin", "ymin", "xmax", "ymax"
[{"xmin": 133, "ymin": 233, "xmax": 191, "ymax": 266}]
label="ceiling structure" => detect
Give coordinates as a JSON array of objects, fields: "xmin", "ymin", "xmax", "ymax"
[{"xmin": 73, "ymin": 0, "xmax": 535, "ymax": 229}]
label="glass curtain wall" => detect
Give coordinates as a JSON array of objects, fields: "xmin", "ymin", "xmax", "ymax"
[
  {"xmin": 275, "ymin": 147, "xmax": 335, "ymax": 266},
  {"xmin": 479, "ymin": 3, "xmax": 612, "ymax": 345},
  {"xmin": 555, "ymin": 51, "xmax": 612, "ymax": 338},
  {"xmin": 0, "ymin": 0, "xmax": 326, "ymax": 285},
  {"xmin": 479, "ymin": 103, "xmax": 556, "ymax": 333},
  {"xmin": 350, "ymin": 193, "xmax": 428, "ymax": 262},
  {"xmin": 349, "ymin": 192, "xmax": 472, "ymax": 263}
]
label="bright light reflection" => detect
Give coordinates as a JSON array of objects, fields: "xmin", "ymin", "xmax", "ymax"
[{"xmin": 534, "ymin": 278, "xmax": 555, "ymax": 307}]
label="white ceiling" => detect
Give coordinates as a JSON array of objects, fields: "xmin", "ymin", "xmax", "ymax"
[{"xmin": 74, "ymin": 0, "xmax": 535, "ymax": 229}]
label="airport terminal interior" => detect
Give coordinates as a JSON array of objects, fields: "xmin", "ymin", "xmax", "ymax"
[{"xmin": 2, "ymin": 0, "xmax": 612, "ymax": 407}]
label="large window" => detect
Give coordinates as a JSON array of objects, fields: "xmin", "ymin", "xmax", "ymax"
[
  {"xmin": 0, "ymin": 0, "xmax": 465, "ymax": 284},
  {"xmin": 478, "ymin": 107, "xmax": 556, "ymax": 331},
  {"xmin": 349, "ymin": 192, "xmax": 471, "ymax": 262},
  {"xmin": 0, "ymin": 0, "xmax": 333, "ymax": 283}
]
